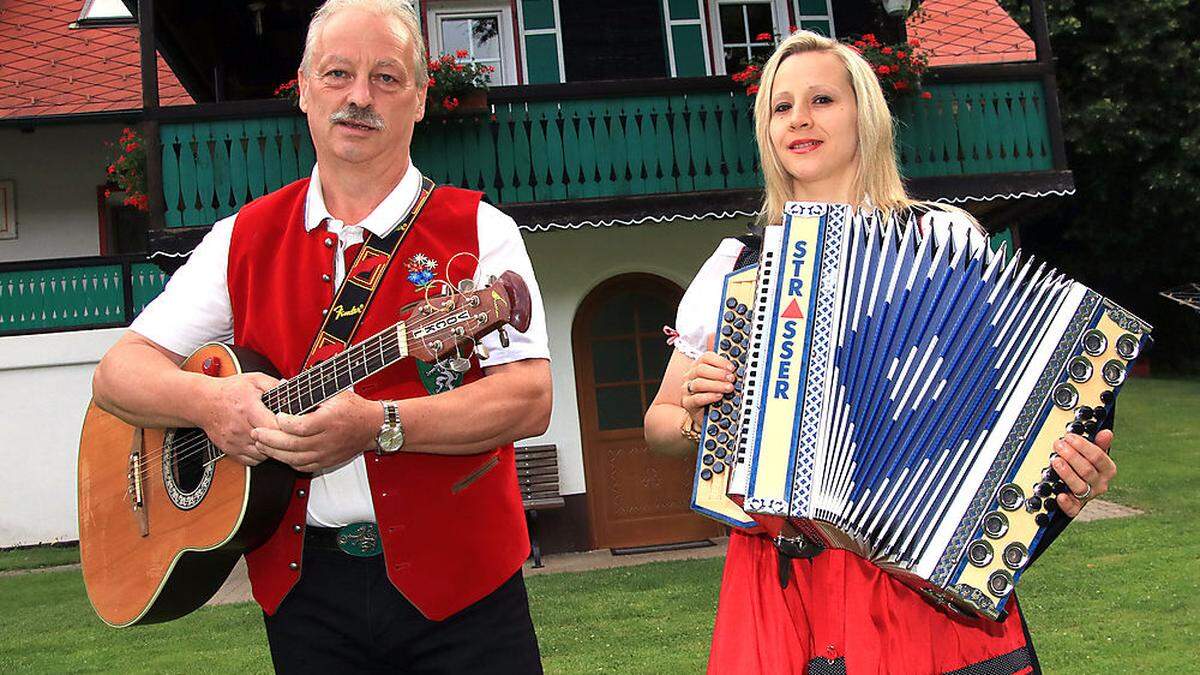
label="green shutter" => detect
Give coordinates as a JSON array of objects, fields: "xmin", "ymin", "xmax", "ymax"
[
  {"xmin": 524, "ymin": 33, "xmax": 561, "ymax": 84},
  {"xmin": 670, "ymin": 24, "xmax": 708, "ymax": 76},
  {"xmin": 665, "ymin": 0, "xmax": 708, "ymax": 77},
  {"xmin": 521, "ymin": 0, "xmax": 556, "ymax": 30}
]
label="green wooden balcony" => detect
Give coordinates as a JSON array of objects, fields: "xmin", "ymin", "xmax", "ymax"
[
  {"xmin": 156, "ymin": 75, "xmax": 1058, "ymax": 228},
  {"xmin": 0, "ymin": 257, "xmax": 166, "ymax": 336}
]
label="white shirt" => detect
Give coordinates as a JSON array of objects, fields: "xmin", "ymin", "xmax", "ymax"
[
  {"xmin": 131, "ymin": 162, "xmax": 551, "ymax": 526},
  {"xmin": 672, "ymin": 208, "xmax": 986, "ymax": 359}
]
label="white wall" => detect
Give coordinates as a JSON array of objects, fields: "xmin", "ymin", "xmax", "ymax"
[
  {"xmin": 519, "ymin": 216, "xmax": 751, "ymax": 495},
  {"xmin": 0, "ymin": 327, "xmax": 123, "ymax": 547},
  {"xmin": 0, "ymin": 123, "xmax": 123, "ymax": 262}
]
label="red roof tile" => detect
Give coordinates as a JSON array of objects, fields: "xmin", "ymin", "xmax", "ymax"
[
  {"xmin": 906, "ymin": 0, "xmax": 1037, "ymax": 67},
  {"xmin": 0, "ymin": 0, "xmax": 192, "ymax": 120}
]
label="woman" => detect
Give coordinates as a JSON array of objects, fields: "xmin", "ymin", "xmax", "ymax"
[{"xmin": 644, "ymin": 31, "xmax": 1117, "ymax": 674}]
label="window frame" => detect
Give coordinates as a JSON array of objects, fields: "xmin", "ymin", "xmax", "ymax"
[
  {"xmin": 707, "ymin": 0, "xmax": 790, "ymax": 75},
  {"xmin": 425, "ymin": 0, "xmax": 520, "ymax": 86}
]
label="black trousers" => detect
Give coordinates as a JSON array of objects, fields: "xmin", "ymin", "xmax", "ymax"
[{"xmin": 262, "ymin": 547, "xmax": 543, "ymax": 674}]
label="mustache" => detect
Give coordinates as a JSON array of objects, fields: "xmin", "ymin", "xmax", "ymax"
[{"xmin": 329, "ymin": 106, "xmax": 385, "ymax": 130}]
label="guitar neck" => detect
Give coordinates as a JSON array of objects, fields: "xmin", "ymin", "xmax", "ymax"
[{"xmin": 260, "ymin": 323, "xmax": 409, "ymax": 415}]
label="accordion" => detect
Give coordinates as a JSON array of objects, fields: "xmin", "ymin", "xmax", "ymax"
[{"xmin": 691, "ymin": 202, "xmax": 1151, "ymax": 620}]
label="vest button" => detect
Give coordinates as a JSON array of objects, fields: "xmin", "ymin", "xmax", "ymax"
[
  {"xmin": 288, "ymin": 562, "xmax": 299, "ymax": 570},
  {"xmin": 322, "ymin": 273, "xmax": 331, "ymax": 282},
  {"xmin": 292, "ymin": 524, "xmax": 302, "ymax": 533},
  {"xmin": 321, "ymin": 308, "xmax": 329, "ymax": 316},
  {"xmin": 297, "ymin": 489, "xmax": 307, "ymax": 498},
  {"xmin": 324, "ymin": 237, "xmax": 333, "ymax": 247},
  {"xmin": 381, "ymin": 492, "xmax": 388, "ymax": 498}
]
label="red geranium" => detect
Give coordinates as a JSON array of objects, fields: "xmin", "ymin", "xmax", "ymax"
[{"xmin": 104, "ymin": 127, "xmax": 149, "ymax": 212}]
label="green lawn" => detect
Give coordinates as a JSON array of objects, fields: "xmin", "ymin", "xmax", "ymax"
[
  {"xmin": 0, "ymin": 543, "xmax": 79, "ymax": 573},
  {"xmin": 1, "ymin": 378, "xmax": 1196, "ymax": 673}
]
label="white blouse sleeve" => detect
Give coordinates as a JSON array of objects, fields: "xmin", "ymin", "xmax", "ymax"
[{"xmin": 670, "ymin": 238, "xmax": 745, "ymax": 359}]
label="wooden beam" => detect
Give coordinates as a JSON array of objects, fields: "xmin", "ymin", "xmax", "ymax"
[{"xmin": 138, "ymin": 0, "xmax": 165, "ymax": 230}]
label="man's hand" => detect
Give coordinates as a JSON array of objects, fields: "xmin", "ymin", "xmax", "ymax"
[
  {"xmin": 1052, "ymin": 430, "xmax": 1117, "ymax": 518},
  {"xmin": 197, "ymin": 372, "xmax": 281, "ymax": 466},
  {"xmin": 252, "ymin": 391, "xmax": 384, "ymax": 473}
]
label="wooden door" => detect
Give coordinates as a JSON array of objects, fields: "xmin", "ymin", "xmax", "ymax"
[{"xmin": 573, "ymin": 274, "xmax": 723, "ymax": 550}]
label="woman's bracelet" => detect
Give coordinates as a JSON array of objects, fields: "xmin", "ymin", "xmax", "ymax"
[{"xmin": 680, "ymin": 411, "xmax": 703, "ymax": 443}]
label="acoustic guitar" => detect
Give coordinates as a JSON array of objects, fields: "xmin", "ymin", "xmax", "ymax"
[{"xmin": 78, "ymin": 271, "xmax": 531, "ymax": 627}]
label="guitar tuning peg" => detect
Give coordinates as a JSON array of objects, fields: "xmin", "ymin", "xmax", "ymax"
[
  {"xmin": 457, "ymin": 279, "xmax": 476, "ymax": 293},
  {"xmin": 497, "ymin": 326, "xmax": 510, "ymax": 348},
  {"xmin": 448, "ymin": 357, "xmax": 471, "ymax": 373},
  {"xmin": 487, "ymin": 274, "xmax": 498, "ymax": 286},
  {"xmin": 476, "ymin": 343, "xmax": 490, "ymax": 360}
]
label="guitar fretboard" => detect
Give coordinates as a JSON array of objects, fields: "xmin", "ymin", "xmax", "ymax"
[{"xmin": 261, "ymin": 323, "xmax": 408, "ymax": 415}]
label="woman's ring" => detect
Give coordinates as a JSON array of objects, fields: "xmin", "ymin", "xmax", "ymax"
[{"xmin": 686, "ymin": 379, "xmax": 695, "ymax": 395}]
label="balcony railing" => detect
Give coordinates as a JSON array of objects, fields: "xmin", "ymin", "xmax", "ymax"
[
  {"xmin": 157, "ymin": 75, "xmax": 1056, "ymax": 228},
  {"xmin": 0, "ymin": 256, "xmax": 166, "ymax": 336}
]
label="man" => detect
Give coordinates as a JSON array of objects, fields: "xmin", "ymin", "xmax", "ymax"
[{"xmin": 92, "ymin": 1, "xmax": 551, "ymax": 671}]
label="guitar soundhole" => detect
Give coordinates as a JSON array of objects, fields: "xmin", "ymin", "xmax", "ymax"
[{"xmin": 162, "ymin": 428, "xmax": 218, "ymax": 510}]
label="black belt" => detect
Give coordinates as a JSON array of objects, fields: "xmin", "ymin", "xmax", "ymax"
[{"xmin": 305, "ymin": 522, "xmax": 383, "ymax": 557}]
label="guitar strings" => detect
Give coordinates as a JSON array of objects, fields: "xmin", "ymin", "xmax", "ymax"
[{"xmin": 84, "ymin": 308, "xmax": 489, "ymax": 498}]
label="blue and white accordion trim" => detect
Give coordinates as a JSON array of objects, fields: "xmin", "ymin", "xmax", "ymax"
[{"xmin": 691, "ymin": 202, "xmax": 1152, "ymax": 620}]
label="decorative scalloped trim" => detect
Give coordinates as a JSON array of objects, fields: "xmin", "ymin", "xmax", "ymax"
[{"xmin": 933, "ymin": 188, "xmax": 1077, "ymax": 204}]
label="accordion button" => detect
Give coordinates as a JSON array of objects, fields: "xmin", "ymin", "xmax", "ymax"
[
  {"xmin": 726, "ymin": 298, "xmax": 738, "ymax": 309},
  {"xmin": 1044, "ymin": 498, "xmax": 1059, "ymax": 513},
  {"xmin": 1042, "ymin": 468, "xmax": 1060, "ymax": 483},
  {"xmin": 998, "ymin": 484, "xmax": 1024, "ymax": 510},
  {"xmin": 720, "ymin": 339, "xmax": 731, "ymax": 350},
  {"xmin": 715, "ymin": 448, "xmax": 728, "ymax": 459},
  {"xmin": 713, "ymin": 462, "xmax": 725, "ymax": 474},
  {"xmin": 720, "ymin": 403, "xmax": 733, "ymax": 414},
  {"xmin": 704, "ymin": 439, "xmax": 717, "ymax": 450},
  {"xmin": 1076, "ymin": 406, "xmax": 1093, "ymax": 421},
  {"xmin": 724, "ymin": 311, "xmax": 735, "ymax": 322},
  {"xmin": 730, "ymin": 346, "xmax": 742, "ymax": 358},
  {"xmin": 707, "ymin": 425, "xmax": 718, "ymax": 435},
  {"xmin": 983, "ymin": 512, "xmax": 1009, "ymax": 538},
  {"xmin": 1068, "ymin": 422, "xmax": 1086, "ymax": 435},
  {"xmin": 1035, "ymin": 513, "xmax": 1051, "ymax": 527},
  {"xmin": 701, "ymin": 469, "xmax": 713, "ymax": 481},
  {"xmin": 1053, "ymin": 481, "xmax": 1068, "ymax": 495},
  {"xmin": 708, "ymin": 410, "xmax": 721, "ymax": 422},
  {"xmin": 702, "ymin": 454, "xmax": 715, "ymax": 466},
  {"xmin": 1025, "ymin": 496, "xmax": 1042, "ymax": 511},
  {"xmin": 737, "ymin": 367, "xmax": 746, "ymax": 378},
  {"xmin": 722, "ymin": 326, "xmax": 733, "ymax": 336},
  {"xmin": 736, "ymin": 303, "xmax": 748, "ymax": 314},
  {"xmin": 1093, "ymin": 406, "xmax": 1108, "ymax": 423},
  {"xmin": 1083, "ymin": 421, "xmax": 1098, "ymax": 436},
  {"xmin": 719, "ymin": 419, "xmax": 732, "ymax": 429},
  {"xmin": 735, "ymin": 319, "xmax": 746, "ymax": 330},
  {"xmin": 1100, "ymin": 390, "xmax": 1114, "ymax": 405},
  {"xmin": 717, "ymin": 432, "xmax": 729, "ymax": 443},
  {"xmin": 1034, "ymin": 482, "xmax": 1053, "ymax": 498}
]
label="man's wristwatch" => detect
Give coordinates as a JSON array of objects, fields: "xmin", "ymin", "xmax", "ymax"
[{"xmin": 375, "ymin": 400, "xmax": 405, "ymax": 455}]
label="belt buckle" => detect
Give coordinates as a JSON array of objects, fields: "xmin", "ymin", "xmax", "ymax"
[{"xmin": 336, "ymin": 522, "xmax": 382, "ymax": 557}]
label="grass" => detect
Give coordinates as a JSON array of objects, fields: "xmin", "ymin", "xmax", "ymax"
[
  {"xmin": 0, "ymin": 543, "xmax": 79, "ymax": 573},
  {"xmin": 1, "ymin": 378, "xmax": 1196, "ymax": 673}
]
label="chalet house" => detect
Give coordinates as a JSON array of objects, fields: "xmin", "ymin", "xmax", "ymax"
[{"xmin": 0, "ymin": 0, "xmax": 1073, "ymax": 556}]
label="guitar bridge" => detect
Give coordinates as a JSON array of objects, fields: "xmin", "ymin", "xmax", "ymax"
[{"xmin": 128, "ymin": 427, "xmax": 149, "ymax": 537}]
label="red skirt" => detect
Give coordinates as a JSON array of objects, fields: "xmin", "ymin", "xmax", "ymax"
[{"xmin": 707, "ymin": 531, "xmax": 1036, "ymax": 675}]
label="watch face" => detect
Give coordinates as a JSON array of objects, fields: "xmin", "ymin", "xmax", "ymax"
[{"xmin": 377, "ymin": 427, "xmax": 404, "ymax": 453}]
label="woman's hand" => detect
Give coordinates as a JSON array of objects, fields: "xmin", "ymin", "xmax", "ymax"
[
  {"xmin": 1051, "ymin": 429, "xmax": 1116, "ymax": 518},
  {"xmin": 680, "ymin": 351, "xmax": 737, "ymax": 427}
]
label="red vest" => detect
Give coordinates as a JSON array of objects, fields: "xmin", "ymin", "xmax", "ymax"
[{"xmin": 229, "ymin": 178, "xmax": 531, "ymax": 620}]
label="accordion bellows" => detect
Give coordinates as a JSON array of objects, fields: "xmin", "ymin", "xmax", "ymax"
[{"xmin": 691, "ymin": 202, "xmax": 1151, "ymax": 620}]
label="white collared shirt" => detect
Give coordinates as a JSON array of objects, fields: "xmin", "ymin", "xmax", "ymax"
[{"xmin": 131, "ymin": 162, "xmax": 550, "ymax": 526}]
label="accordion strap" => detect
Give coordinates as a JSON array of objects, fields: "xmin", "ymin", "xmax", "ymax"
[{"xmin": 733, "ymin": 232, "xmax": 762, "ymax": 269}]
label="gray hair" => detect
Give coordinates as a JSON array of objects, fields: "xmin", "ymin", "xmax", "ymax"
[{"xmin": 299, "ymin": 0, "xmax": 428, "ymax": 85}]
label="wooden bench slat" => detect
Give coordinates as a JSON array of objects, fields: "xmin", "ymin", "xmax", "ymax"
[
  {"xmin": 516, "ymin": 457, "xmax": 559, "ymax": 468},
  {"xmin": 523, "ymin": 497, "xmax": 565, "ymax": 510}
]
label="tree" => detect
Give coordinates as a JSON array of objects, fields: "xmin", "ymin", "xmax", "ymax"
[{"xmin": 1011, "ymin": 0, "xmax": 1200, "ymax": 373}]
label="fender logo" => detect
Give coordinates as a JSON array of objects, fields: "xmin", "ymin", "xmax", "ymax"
[{"xmin": 332, "ymin": 303, "xmax": 364, "ymax": 320}]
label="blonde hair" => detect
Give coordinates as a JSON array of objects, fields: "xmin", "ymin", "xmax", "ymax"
[
  {"xmin": 300, "ymin": 0, "xmax": 428, "ymax": 86},
  {"xmin": 753, "ymin": 31, "xmax": 976, "ymax": 229}
]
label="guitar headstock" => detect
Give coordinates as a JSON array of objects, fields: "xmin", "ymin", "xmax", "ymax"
[{"xmin": 404, "ymin": 270, "xmax": 532, "ymax": 363}]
